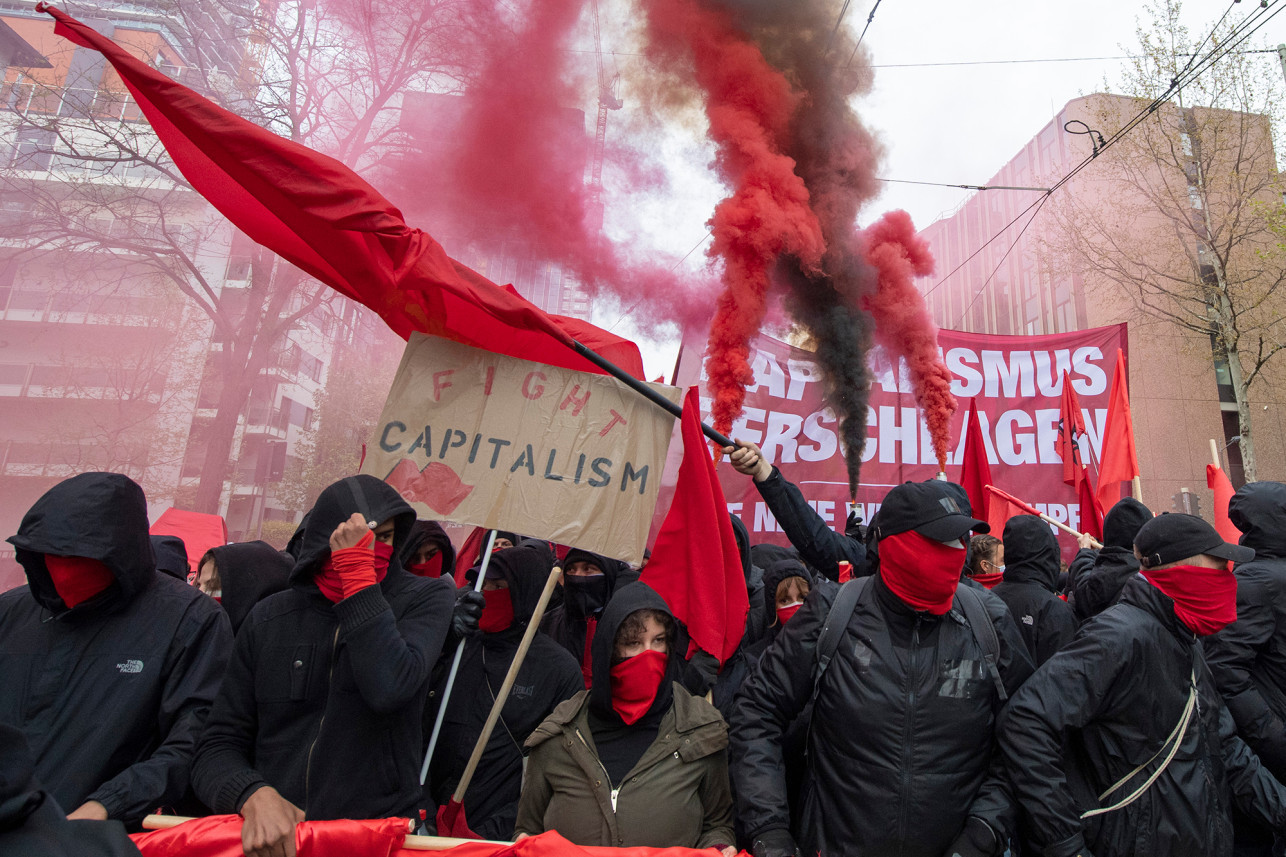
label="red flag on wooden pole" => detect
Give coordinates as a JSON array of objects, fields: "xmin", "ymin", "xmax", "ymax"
[{"xmin": 641, "ymin": 388, "xmax": 748, "ymax": 665}]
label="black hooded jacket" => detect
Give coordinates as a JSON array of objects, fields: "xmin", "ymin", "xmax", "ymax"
[
  {"xmin": 401, "ymin": 520, "xmax": 457, "ymax": 579},
  {"xmin": 1206, "ymin": 481, "xmax": 1286, "ymax": 777},
  {"xmin": 1069, "ymin": 498, "xmax": 1151, "ymax": 622},
  {"xmin": 1000, "ymin": 576, "xmax": 1286, "ymax": 857},
  {"xmin": 731, "ymin": 571, "xmax": 1033, "ymax": 857},
  {"xmin": 0, "ymin": 724, "xmax": 141, "ymax": 856},
  {"xmin": 992, "ymin": 515, "xmax": 1077, "ymax": 665},
  {"xmin": 428, "ymin": 543, "xmax": 582, "ymax": 839},
  {"xmin": 150, "ymin": 535, "xmax": 190, "ymax": 581},
  {"xmin": 192, "ymin": 475, "xmax": 455, "ymax": 821},
  {"xmin": 751, "ymin": 467, "xmax": 864, "ymax": 582},
  {"xmin": 0, "ymin": 473, "xmax": 233, "ymax": 825},
  {"xmin": 205, "ymin": 541, "xmax": 292, "ymax": 635},
  {"xmin": 540, "ymin": 547, "xmax": 625, "ymax": 683}
]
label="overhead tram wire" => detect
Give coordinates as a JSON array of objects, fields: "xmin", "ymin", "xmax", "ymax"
[
  {"xmin": 605, "ymin": 229, "xmax": 711, "ymax": 333},
  {"xmin": 951, "ymin": 193, "xmax": 1052, "ymax": 329},
  {"xmin": 924, "ymin": 0, "xmax": 1282, "ymax": 304},
  {"xmin": 845, "ymin": 0, "xmax": 883, "ymax": 67}
]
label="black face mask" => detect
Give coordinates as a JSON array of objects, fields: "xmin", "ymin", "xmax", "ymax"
[{"xmin": 564, "ymin": 574, "xmax": 610, "ymax": 619}]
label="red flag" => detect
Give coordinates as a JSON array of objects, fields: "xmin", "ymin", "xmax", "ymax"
[
  {"xmin": 1078, "ymin": 473, "xmax": 1105, "ymax": 540},
  {"xmin": 435, "ymin": 799, "xmax": 480, "ymax": 840},
  {"xmin": 641, "ymin": 387, "xmax": 748, "ymax": 664},
  {"xmin": 1057, "ymin": 371, "xmax": 1087, "ymax": 488},
  {"xmin": 957, "ymin": 398, "xmax": 992, "ymax": 522},
  {"xmin": 149, "ymin": 509, "xmax": 228, "ymax": 574},
  {"xmin": 1207, "ymin": 464, "xmax": 1243, "ymax": 545},
  {"xmin": 985, "ymin": 484, "xmax": 1040, "ymax": 536},
  {"xmin": 130, "ymin": 814, "xmax": 409, "ymax": 857},
  {"xmin": 1096, "ymin": 350, "xmax": 1139, "ymax": 510},
  {"xmin": 43, "ymin": 7, "xmax": 645, "ymax": 381}
]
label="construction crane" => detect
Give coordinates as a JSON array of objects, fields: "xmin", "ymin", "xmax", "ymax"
[{"xmin": 588, "ymin": 0, "xmax": 622, "ymax": 213}]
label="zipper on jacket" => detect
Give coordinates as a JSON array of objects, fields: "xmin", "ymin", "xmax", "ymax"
[
  {"xmin": 304, "ymin": 625, "xmax": 341, "ymax": 804},
  {"xmin": 575, "ymin": 728, "xmax": 620, "ymax": 812},
  {"xmin": 897, "ymin": 614, "xmax": 923, "ymax": 855}
]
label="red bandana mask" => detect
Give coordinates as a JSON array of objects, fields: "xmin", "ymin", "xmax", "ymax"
[
  {"xmin": 1142, "ymin": 563, "xmax": 1238, "ymax": 636},
  {"xmin": 776, "ymin": 602, "xmax": 804, "ymax": 626},
  {"xmin": 409, "ymin": 552, "xmax": 444, "ymax": 578},
  {"xmin": 610, "ymin": 649, "xmax": 668, "ymax": 725},
  {"xmin": 44, "ymin": 554, "xmax": 115, "ymax": 608},
  {"xmin": 314, "ymin": 533, "xmax": 393, "ymax": 603},
  {"xmin": 972, "ymin": 571, "xmax": 1004, "ymax": 589},
  {"xmin": 479, "ymin": 587, "xmax": 515, "ymax": 633},
  {"xmin": 878, "ymin": 531, "xmax": 966, "ymax": 615}
]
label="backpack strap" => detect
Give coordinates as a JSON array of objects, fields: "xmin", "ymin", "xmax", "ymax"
[
  {"xmin": 956, "ymin": 585, "xmax": 1007, "ymax": 702},
  {"xmin": 812, "ymin": 577, "xmax": 871, "ymax": 699}
]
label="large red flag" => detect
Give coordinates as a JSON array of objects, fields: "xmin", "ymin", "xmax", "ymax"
[
  {"xmin": 985, "ymin": 484, "xmax": 1040, "ymax": 537},
  {"xmin": 42, "ymin": 7, "xmax": 644, "ymax": 380},
  {"xmin": 1207, "ymin": 464, "xmax": 1243, "ymax": 545},
  {"xmin": 641, "ymin": 387, "xmax": 748, "ymax": 664},
  {"xmin": 1096, "ymin": 350, "xmax": 1139, "ymax": 510},
  {"xmin": 1057, "ymin": 371, "xmax": 1088, "ymax": 488},
  {"xmin": 958, "ymin": 397, "xmax": 992, "ymax": 522}
]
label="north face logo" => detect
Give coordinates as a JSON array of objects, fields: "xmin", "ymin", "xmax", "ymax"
[
  {"xmin": 1022, "ymin": 615, "xmax": 1035, "ymax": 626},
  {"xmin": 116, "ymin": 659, "xmax": 144, "ymax": 674}
]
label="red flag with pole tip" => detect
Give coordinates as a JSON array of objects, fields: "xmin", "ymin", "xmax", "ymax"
[
  {"xmin": 38, "ymin": 4, "xmax": 645, "ymax": 381},
  {"xmin": 984, "ymin": 484, "xmax": 1039, "ymax": 536},
  {"xmin": 1057, "ymin": 370, "xmax": 1088, "ymax": 488},
  {"xmin": 641, "ymin": 387, "xmax": 748, "ymax": 665},
  {"xmin": 1208, "ymin": 463, "xmax": 1243, "ymax": 546},
  {"xmin": 1096, "ymin": 349, "xmax": 1139, "ymax": 510}
]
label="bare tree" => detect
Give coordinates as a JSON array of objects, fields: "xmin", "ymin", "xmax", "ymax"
[
  {"xmin": 0, "ymin": 0, "xmax": 480, "ymax": 512},
  {"xmin": 1051, "ymin": 0, "xmax": 1286, "ymax": 480}
]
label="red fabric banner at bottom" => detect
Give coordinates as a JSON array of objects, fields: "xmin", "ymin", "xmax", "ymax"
[{"xmin": 131, "ymin": 816, "xmax": 741, "ymax": 857}]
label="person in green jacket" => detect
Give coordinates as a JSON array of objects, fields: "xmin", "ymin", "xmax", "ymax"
[{"xmin": 514, "ymin": 582, "xmax": 735, "ymax": 852}]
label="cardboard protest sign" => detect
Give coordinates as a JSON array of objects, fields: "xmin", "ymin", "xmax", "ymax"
[{"xmin": 364, "ymin": 334, "xmax": 680, "ymax": 563}]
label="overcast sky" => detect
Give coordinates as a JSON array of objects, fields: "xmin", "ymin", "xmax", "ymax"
[{"xmin": 587, "ymin": 0, "xmax": 1286, "ymax": 380}]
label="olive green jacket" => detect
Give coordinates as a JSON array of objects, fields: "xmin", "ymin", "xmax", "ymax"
[{"xmin": 514, "ymin": 684, "xmax": 734, "ymax": 848}]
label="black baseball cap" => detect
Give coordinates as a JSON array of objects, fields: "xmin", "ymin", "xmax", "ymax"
[
  {"xmin": 876, "ymin": 480, "xmax": 989, "ymax": 543},
  {"xmin": 1134, "ymin": 513, "xmax": 1254, "ymax": 569}
]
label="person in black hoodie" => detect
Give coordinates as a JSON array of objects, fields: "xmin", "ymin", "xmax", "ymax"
[
  {"xmin": 540, "ymin": 547, "xmax": 625, "ymax": 687},
  {"xmin": 427, "ymin": 542, "xmax": 582, "ymax": 838},
  {"xmin": 993, "ymin": 515, "xmax": 1077, "ymax": 666},
  {"xmin": 1067, "ymin": 497, "xmax": 1152, "ymax": 622},
  {"xmin": 191, "ymin": 474, "xmax": 454, "ymax": 857},
  {"xmin": 150, "ymin": 534, "xmax": 191, "ymax": 581},
  {"xmin": 1205, "ymin": 482, "xmax": 1286, "ymax": 854},
  {"xmin": 401, "ymin": 520, "xmax": 457, "ymax": 579},
  {"xmin": 198, "ymin": 541, "xmax": 293, "ymax": 635},
  {"xmin": 0, "ymin": 723, "xmax": 141, "ymax": 857},
  {"xmin": 0, "ymin": 472, "xmax": 233, "ymax": 828}
]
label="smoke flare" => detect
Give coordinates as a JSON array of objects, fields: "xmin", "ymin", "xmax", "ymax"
[{"xmin": 862, "ymin": 210, "xmax": 957, "ymax": 471}]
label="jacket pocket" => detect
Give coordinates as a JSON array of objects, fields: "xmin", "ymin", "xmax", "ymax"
[
  {"xmin": 256, "ymin": 644, "xmax": 316, "ymax": 702},
  {"xmin": 936, "ymin": 658, "xmax": 990, "ymax": 700}
]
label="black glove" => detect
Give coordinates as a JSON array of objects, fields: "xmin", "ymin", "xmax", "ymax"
[
  {"xmin": 942, "ymin": 817, "xmax": 999, "ymax": 857},
  {"xmin": 453, "ymin": 589, "xmax": 484, "ymax": 638},
  {"xmin": 751, "ymin": 828, "xmax": 800, "ymax": 857}
]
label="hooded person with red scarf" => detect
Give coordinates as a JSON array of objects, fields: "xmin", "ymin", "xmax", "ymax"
[
  {"xmin": 0, "ymin": 472, "xmax": 232, "ymax": 828},
  {"xmin": 425, "ymin": 542, "xmax": 582, "ymax": 839},
  {"xmin": 1000, "ymin": 513, "xmax": 1286, "ymax": 857},
  {"xmin": 514, "ymin": 582, "xmax": 734, "ymax": 852},
  {"xmin": 191, "ymin": 475, "xmax": 454, "ymax": 857},
  {"xmin": 731, "ymin": 480, "xmax": 1034, "ymax": 857}
]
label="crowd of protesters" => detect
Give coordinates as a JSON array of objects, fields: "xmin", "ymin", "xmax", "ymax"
[{"xmin": 4, "ymin": 443, "xmax": 1286, "ymax": 857}]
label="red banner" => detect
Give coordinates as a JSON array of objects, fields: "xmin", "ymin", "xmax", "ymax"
[{"xmin": 661, "ymin": 324, "xmax": 1127, "ymax": 556}]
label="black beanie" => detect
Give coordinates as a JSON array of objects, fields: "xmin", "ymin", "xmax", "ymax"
[{"xmin": 1103, "ymin": 497, "xmax": 1152, "ymax": 549}]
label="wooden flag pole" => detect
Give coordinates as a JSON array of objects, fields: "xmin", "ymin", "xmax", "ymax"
[
  {"xmin": 450, "ymin": 563, "xmax": 563, "ymax": 805},
  {"xmin": 1210, "ymin": 438, "xmax": 1222, "ymax": 470},
  {"xmin": 141, "ymin": 815, "xmax": 511, "ymax": 851},
  {"xmin": 986, "ymin": 484, "xmax": 1103, "ymax": 548},
  {"xmin": 1132, "ymin": 476, "xmax": 1143, "ymax": 503}
]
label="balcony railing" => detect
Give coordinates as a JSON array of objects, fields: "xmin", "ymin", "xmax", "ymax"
[{"xmin": 2, "ymin": 79, "xmax": 146, "ymax": 123}]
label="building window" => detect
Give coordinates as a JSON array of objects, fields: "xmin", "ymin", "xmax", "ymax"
[{"xmin": 10, "ymin": 127, "xmax": 55, "ymax": 171}]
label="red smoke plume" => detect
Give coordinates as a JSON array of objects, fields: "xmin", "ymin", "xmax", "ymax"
[
  {"xmin": 861, "ymin": 210, "xmax": 957, "ymax": 471},
  {"xmin": 640, "ymin": 0, "xmax": 825, "ymax": 436}
]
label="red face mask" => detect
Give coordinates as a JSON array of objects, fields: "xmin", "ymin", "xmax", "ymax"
[
  {"xmin": 971, "ymin": 571, "xmax": 1004, "ymax": 589},
  {"xmin": 479, "ymin": 587, "xmax": 514, "ymax": 633},
  {"xmin": 609, "ymin": 648, "xmax": 668, "ymax": 725},
  {"xmin": 409, "ymin": 552, "xmax": 444, "ymax": 578},
  {"xmin": 878, "ymin": 531, "xmax": 966, "ymax": 615},
  {"xmin": 1142, "ymin": 563, "xmax": 1238, "ymax": 636},
  {"xmin": 776, "ymin": 602, "xmax": 804, "ymax": 626},
  {"xmin": 44, "ymin": 554, "xmax": 115, "ymax": 609}
]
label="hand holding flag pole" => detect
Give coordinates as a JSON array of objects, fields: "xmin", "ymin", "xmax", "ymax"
[{"xmin": 985, "ymin": 485, "xmax": 1102, "ymax": 548}]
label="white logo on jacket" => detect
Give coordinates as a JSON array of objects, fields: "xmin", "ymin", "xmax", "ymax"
[
  {"xmin": 116, "ymin": 659, "xmax": 144, "ymax": 674},
  {"xmin": 1022, "ymin": 615, "xmax": 1035, "ymax": 626}
]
